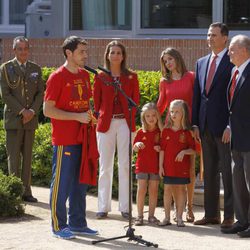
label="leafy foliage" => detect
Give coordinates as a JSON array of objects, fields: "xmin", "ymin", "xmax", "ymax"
[
  {"xmin": 41, "ymin": 67, "xmax": 56, "ymax": 83},
  {"xmin": 0, "ymin": 171, "xmax": 24, "ymax": 217},
  {"xmin": 32, "ymin": 123, "xmax": 53, "ymax": 186},
  {"xmin": 0, "ymin": 120, "xmax": 8, "ymax": 175}
]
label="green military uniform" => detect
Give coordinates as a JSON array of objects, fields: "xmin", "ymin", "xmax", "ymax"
[{"xmin": 0, "ymin": 58, "xmax": 44, "ymax": 196}]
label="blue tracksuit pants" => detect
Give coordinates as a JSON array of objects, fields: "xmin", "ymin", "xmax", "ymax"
[{"xmin": 50, "ymin": 144, "xmax": 88, "ymax": 232}]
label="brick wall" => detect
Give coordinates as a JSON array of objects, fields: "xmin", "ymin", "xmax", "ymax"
[{"xmin": 0, "ymin": 38, "xmax": 210, "ymax": 72}]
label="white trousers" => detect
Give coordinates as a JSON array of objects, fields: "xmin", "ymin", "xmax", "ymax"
[{"xmin": 97, "ymin": 118, "xmax": 132, "ymax": 213}]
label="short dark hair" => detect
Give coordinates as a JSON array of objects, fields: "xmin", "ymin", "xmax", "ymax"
[
  {"xmin": 209, "ymin": 22, "xmax": 229, "ymax": 36},
  {"xmin": 62, "ymin": 36, "xmax": 87, "ymax": 58},
  {"xmin": 13, "ymin": 36, "xmax": 29, "ymax": 49}
]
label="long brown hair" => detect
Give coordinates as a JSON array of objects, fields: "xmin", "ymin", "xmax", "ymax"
[
  {"xmin": 160, "ymin": 47, "xmax": 187, "ymax": 82},
  {"xmin": 104, "ymin": 40, "xmax": 130, "ymax": 75}
]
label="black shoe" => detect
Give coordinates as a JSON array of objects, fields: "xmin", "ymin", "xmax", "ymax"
[
  {"xmin": 221, "ymin": 222, "xmax": 248, "ymax": 234},
  {"xmin": 237, "ymin": 227, "xmax": 250, "ymax": 238},
  {"xmin": 22, "ymin": 195, "xmax": 38, "ymax": 203}
]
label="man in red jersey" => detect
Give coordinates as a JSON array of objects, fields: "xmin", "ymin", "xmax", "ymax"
[{"xmin": 43, "ymin": 36, "xmax": 98, "ymax": 240}]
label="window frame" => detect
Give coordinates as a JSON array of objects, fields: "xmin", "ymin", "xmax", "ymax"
[
  {"xmin": 68, "ymin": 0, "xmax": 250, "ymax": 39},
  {"xmin": 0, "ymin": 0, "xmax": 27, "ymax": 34},
  {"xmin": 68, "ymin": 0, "xmax": 134, "ymax": 38},
  {"xmin": 135, "ymin": 0, "xmax": 219, "ymax": 38}
]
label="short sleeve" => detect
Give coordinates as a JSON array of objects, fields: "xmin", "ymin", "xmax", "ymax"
[
  {"xmin": 44, "ymin": 72, "xmax": 62, "ymax": 102},
  {"xmin": 160, "ymin": 128, "xmax": 168, "ymax": 150}
]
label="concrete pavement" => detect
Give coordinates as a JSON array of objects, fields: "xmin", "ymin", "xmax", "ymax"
[{"xmin": 0, "ymin": 186, "xmax": 249, "ymax": 250}]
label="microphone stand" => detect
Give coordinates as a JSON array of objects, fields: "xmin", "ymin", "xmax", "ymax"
[{"xmin": 84, "ymin": 66, "xmax": 158, "ymax": 248}]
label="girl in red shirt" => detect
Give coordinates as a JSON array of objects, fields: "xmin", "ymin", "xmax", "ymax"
[
  {"xmin": 159, "ymin": 100, "xmax": 195, "ymax": 227},
  {"xmin": 133, "ymin": 103, "xmax": 163, "ymax": 226}
]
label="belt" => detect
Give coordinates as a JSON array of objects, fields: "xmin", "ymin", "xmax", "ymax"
[{"xmin": 112, "ymin": 114, "xmax": 125, "ymax": 119}]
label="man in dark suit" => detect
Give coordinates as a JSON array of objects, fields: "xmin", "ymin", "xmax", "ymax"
[
  {"xmin": 192, "ymin": 23, "xmax": 234, "ymax": 228},
  {"xmin": 221, "ymin": 35, "xmax": 250, "ymax": 237},
  {"xmin": 0, "ymin": 36, "xmax": 44, "ymax": 202}
]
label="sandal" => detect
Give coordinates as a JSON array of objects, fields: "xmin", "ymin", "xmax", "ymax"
[
  {"xmin": 172, "ymin": 210, "xmax": 177, "ymax": 222},
  {"xmin": 177, "ymin": 220, "xmax": 185, "ymax": 227},
  {"xmin": 134, "ymin": 216, "xmax": 143, "ymax": 226},
  {"xmin": 186, "ymin": 207, "xmax": 195, "ymax": 222},
  {"xmin": 148, "ymin": 216, "xmax": 160, "ymax": 225},
  {"xmin": 158, "ymin": 218, "xmax": 172, "ymax": 226}
]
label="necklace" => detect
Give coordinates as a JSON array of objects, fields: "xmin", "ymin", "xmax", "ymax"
[{"xmin": 172, "ymin": 73, "xmax": 182, "ymax": 80}]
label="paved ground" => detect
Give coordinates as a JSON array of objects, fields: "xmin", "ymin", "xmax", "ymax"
[{"xmin": 0, "ymin": 186, "xmax": 249, "ymax": 250}]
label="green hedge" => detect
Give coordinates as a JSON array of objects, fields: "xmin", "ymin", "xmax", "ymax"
[
  {"xmin": 0, "ymin": 121, "xmax": 8, "ymax": 175},
  {"xmin": 0, "ymin": 171, "xmax": 24, "ymax": 217},
  {"xmin": 32, "ymin": 123, "xmax": 53, "ymax": 186}
]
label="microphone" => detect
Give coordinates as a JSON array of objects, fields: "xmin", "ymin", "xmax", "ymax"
[
  {"xmin": 84, "ymin": 65, "xmax": 98, "ymax": 75},
  {"xmin": 98, "ymin": 66, "xmax": 138, "ymax": 109},
  {"xmin": 98, "ymin": 66, "xmax": 111, "ymax": 76}
]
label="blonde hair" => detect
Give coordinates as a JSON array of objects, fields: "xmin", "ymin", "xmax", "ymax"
[
  {"xmin": 141, "ymin": 102, "xmax": 163, "ymax": 132},
  {"xmin": 166, "ymin": 100, "xmax": 191, "ymax": 130}
]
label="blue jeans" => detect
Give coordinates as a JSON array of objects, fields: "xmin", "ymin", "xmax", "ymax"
[{"xmin": 50, "ymin": 144, "xmax": 88, "ymax": 232}]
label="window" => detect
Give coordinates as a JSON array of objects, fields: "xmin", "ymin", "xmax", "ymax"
[
  {"xmin": 224, "ymin": 0, "xmax": 250, "ymax": 30},
  {"xmin": 70, "ymin": 0, "xmax": 132, "ymax": 30},
  {"xmin": 141, "ymin": 0, "xmax": 212, "ymax": 29},
  {"xmin": 9, "ymin": 0, "xmax": 33, "ymax": 24}
]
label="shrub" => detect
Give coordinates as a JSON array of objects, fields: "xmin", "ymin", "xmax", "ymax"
[
  {"xmin": 0, "ymin": 120, "xmax": 8, "ymax": 175},
  {"xmin": 32, "ymin": 123, "xmax": 53, "ymax": 186},
  {"xmin": 0, "ymin": 171, "xmax": 25, "ymax": 217},
  {"xmin": 41, "ymin": 67, "xmax": 56, "ymax": 83}
]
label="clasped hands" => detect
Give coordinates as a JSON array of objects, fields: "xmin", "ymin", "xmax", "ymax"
[{"xmin": 22, "ymin": 109, "xmax": 35, "ymax": 124}]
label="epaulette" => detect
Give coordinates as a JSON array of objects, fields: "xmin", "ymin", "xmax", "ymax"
[{"xmin": 2, "ymin": 61, "xmax": 22, "ymax": 89}]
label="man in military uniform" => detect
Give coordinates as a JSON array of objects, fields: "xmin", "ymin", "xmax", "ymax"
[{"xmin": 0, "ymin": 36, "xmax": 44, "ymax": 202}]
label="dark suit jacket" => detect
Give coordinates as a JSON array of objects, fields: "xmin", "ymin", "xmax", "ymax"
[
  {"xmin": 228, "ymin": 62, "xmax": 250, "ymax": 152},
  {"xmin": 192, "ymin": 51, "xmax": 234, "ymax": 137},
  {"xmin": 0, "ymin": 58, "xmax": 44, "ymax": 130}
]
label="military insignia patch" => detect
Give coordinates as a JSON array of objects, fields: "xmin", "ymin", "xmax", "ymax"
[{"xmin": 30, "ymin": 72, "xmax": 39, "ymax": 78}]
